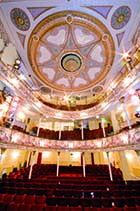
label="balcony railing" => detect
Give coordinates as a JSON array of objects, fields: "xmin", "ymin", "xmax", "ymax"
[{"xmin": 0, "ymin": 126, "xmax": 140, "ymax": 152}]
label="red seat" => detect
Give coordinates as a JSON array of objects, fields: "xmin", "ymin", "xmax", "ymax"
[
  {"xmin": 91, "ymin": 198, "xmax": 102, "ymax": 208},
  {"xmin": 131, "ymin": 190, "xmax": 140, "ymax": 196},
  {"xmin": 69, "ymin": 207, "xmax": 83, "ymax": 211},
  {"xmin": 0, "ymin": 193, "xmax": 5, "ymax": 201},
  {"xmin": 7, "ymin": 203, "xmax": 20, "ymax": 211},
  {"xmin": 19, "ymin": 204, "xmax": 32, "ymax": 211},
  {"xmin": 133, "ymin": 197, "xmax": 140, "ymax": 206},
  {"xmin": 58, "ymin": 206, "xmax": 70, "ymax": 211},
  {"xmin": 112, "ymin": 197, "xmax": 125, "ymax": 207},
  {"xmin": 112, "ymin": 191, "xmax": 123, "ymax": 197},
  {"xmin": 35, "ymin": 195, "xmax": 46, "ymax": 204},
  {"xmin": 44, "ymin": 205, "xmax": 57, "ymax": 211},
  {"xmin": 110, "ymin": 208, "xmax": 123, "ymax": 211},
  {"xmin": 17, "ymin": 188, "xmax": 26, "ymax": 195},
  {"xmin": 80, "ymin": 198, "xmax": 92, "ymax": 207},
  {"xmin": 136, "ymin": 206, "xmax": 140, "ymax": 211},
  {"xmin": 72, "ymin": 190, "xmax": 82, "ymax": 198},
  {"xmin": 102, "ymin": 198, "xmax": 112, "ymax": 207},
  {"xmin": 84, "ymin": 208, "xmax": 97, "ymax": 211},
  {"xmin": 8, "ymin": 187, "xmax": 18, "ymax": 194},
  {"xmin": 35, "ymin": 188, "xmax": 45, "ymax": 196},
  {"xmin": 3, "ymin": 194, "xmax": 15, "ymax": 203},
  {"xmin": 31, "ymin": 204, "xmax": 44, "ymax": 211},
  {"xmin": 101, "ymin": 191, "xmax": 111, "ymax": 198},
  {"xmin": 26, "ymin": 188, "xmax": 35, "ymax": 195},
  {"xmin": 14, "ymin": 194, "xmax": 26, "ymax": 203},
  {"xmin": 54, "ymin": 189, "xmax": 64, "ymax": 197},
  {"xmin": 46, "ymin": 197, "xmax": 57, "ymax": 206},
  {"xmin": 123, "ymin": 207, "xmax": 137, "ymax": 211},
  {"xmin": 123, "ymin": 197, "xmax": 136, "ymax": 207},
  {"xmin": 63, "ymin": 189, "xmax": 73, "ymax": 197},
  {"xmin": 122, "ymin": 190, "xmax": 132, "ymax": 197},
  {"xmin": 57, "ymin": 197, "xmax": 69, "ymax": 206},
  {"xmin": 97, "ymin": 208, "xmax": 110, "ymax": 211},
  {"xmin": 25, "ymin": 195, "xmax": 35, "ymax": 204},
  {"xmin": 68, "ymin": 197, "xmax": 80, "ymax": 207}
]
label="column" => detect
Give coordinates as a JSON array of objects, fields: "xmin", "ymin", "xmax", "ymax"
[
  {"xmin": 101, "ymin": 118, "xmax": 106, "ymax": 138},
  {"xmin": 110, "ymin": 110, "xmax": 120, "ymax": 133},
  {"xmin": 119, "ymin": 97, "xmax": 131, "ymax": 129},
  {"xmin": 119, "ymin": 151, "xmax": 131, "ymax": 180},
  {"xmin": 81, "ymin": 152, "xmax": 83, "ymax": 165},
  {"xmin": 37, "ymin": 152, "xmax": 42, "ymax": 165},
  {"xmin": 27, "ymin": 151, "xmax": 32, "ymax": 167},
  {"xmin": 91, "ymin": 152, "xmax": 94, "ymax": 164},
  {"xmin": 56, "ymin": 152, "xmax": 60, "ymax": 176},
  {"xmin": 82, "ymin": 152, "xmax": 86, "ymax": 177},
  {"xmin": 28, "ymin": 151, "xmax": 36, "ymax": 179},
  {"xmin": 106, "ymin": 152, "xmax": 113, "ymax": 181},
  {"xmin": 122, "ymin": 103, "xmax": 132, "ymax": 129},
  {"xmin": 59, "ymin": 123, "xmax": 62, "ymax": 140},
  {"xmin": 0, "ymin": 148, "xmax": 6, "ymax": 161},
  {"xmin": 36, "ymin": 117, "xmax": 42, "ymax": 137},
  {"xmin": 81, "ymin": 120, "xmax": 84, "ymax": 140}
]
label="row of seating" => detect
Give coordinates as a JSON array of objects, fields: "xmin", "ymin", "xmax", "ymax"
[
  {"xmin": 1, "ymin": 180, "xmax": 130, "ymax": 189},
  {"xmin": 1, "ymin": 185, "xmax": 139, "ymax": 198},
  {"xmin": 27, "ymin": 126, "xmax": 113, "ymax": 140},
  {"xmin": 1, "ymin": 178, "xmax": 139, "ymax": 191},
  {"xmin": 2, "ymin": 204, "xmax": 140, "ymax": 211},
  {"xmin": 3, "ymin": 177, "xmax": 126, "ymax": 184},
  {"xmin": 8, "ymin": 164, "xmax": 123, "ymax": 180},
  {"xmin": 0, "ymin": 193, "xmax": 140, "ymax": 209},
  {"xmin": 1, "ymin": 183, "xmax": 140, "ymax": 198}
]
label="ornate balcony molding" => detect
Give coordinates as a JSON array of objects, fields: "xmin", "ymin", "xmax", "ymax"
[{"xmin": 0, "ymin": 126, "xmax": 140, "ymax": 152}]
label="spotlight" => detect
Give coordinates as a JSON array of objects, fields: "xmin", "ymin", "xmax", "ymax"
[
  {"xmin": 13, "ymin": 58, "xmax": 21, "ymax": 70},
  {"xmin": 14, "ymin": 64, "xmax": 19, "ymax": 69},
  {"xmin": 15, "ymin": 59, "xmax": 21, "ymax": 65}
]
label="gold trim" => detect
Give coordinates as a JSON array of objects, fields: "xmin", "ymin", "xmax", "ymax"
[{"xmin": 28, "ymin": 10, "xmax": 115, "ymax": 92}]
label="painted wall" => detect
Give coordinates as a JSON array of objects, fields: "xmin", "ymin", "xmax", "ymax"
[
  {"xmin": 0, "ymin": 149, "xmax": 29, "ymax": 177},
  {"xmin": 1, "ymin": 148, "xmax": 140, "ymax": 180}
]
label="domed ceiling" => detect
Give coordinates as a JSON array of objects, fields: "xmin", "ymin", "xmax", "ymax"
[{"xmin": 0, "ymin": 0, "xmax": 140, "ymax": 119}]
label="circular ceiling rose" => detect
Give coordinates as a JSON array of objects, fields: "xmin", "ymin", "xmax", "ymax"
[
  {"xmin": 61, "ymin": 53, "xmax": 82, "ymax": 72},
  {"xmin": 111, "ymin": 6, "xmax": 131, "ymax": 30},
  {"xmin": 10, "ymin": 8, "xmax": 30, "ymax": 31},
  {"xmin": 28, "ymin": 11, "xmax": 115, "ymax": 92}
]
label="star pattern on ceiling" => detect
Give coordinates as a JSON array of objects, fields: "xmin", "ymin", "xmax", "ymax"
[{"xmin": 28, "ymin": 11, "xmax": 115, "ymax": 92}]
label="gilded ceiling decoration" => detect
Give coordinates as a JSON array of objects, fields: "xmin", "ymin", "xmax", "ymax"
[
  {"xmin": 28, "ymin": 11, "xmax": 115, "ymax": 92},
  {"xmin": 92, "ymin": 86, "xmax": 103, "ymax": 93},
  {"xmin": 111, "ymin": 6, "xmax": 131, "ymax": 30},
  {"xmin": 10, "ymin": 8, "xmax": 30, "ymax": 31}
]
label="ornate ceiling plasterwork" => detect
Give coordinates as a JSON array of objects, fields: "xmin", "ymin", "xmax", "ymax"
[{"xmin": 28, "ymin": 11, "xmax": 115, "ymax": 93}]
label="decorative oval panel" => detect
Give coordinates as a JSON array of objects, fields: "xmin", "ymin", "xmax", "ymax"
[
  {"xmin": 111, "ymin": 6, "xmax": 131, "ymax": 30},
  {"xmin": 10, "ymin": 8, "xmax": 30, "ymax": 31}
]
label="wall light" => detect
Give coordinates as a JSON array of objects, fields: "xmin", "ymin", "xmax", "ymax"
[{"xmin": 12, "ymin": 151, "xmax": 19, "ymax": 159}]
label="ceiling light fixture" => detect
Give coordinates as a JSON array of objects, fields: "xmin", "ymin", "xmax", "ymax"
[{"xmin": 13, "ymin": 58, "xmax": 21, "ymax": 70}]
